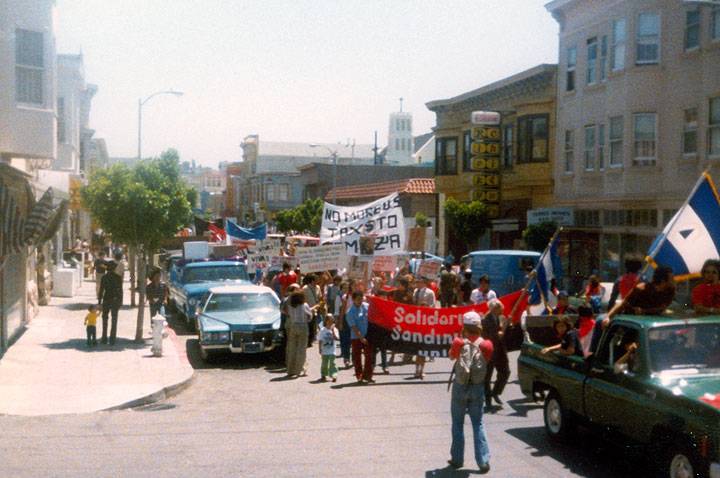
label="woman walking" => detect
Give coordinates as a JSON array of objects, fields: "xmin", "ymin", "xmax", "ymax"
[{"xmin": 285, "ymin": 290, "xmax": 316, "ymax": 378}]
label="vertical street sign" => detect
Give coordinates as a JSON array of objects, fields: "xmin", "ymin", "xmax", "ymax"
[{"xmin": 470, "ymin": 111, "xmax": 501, "ymax": 218}]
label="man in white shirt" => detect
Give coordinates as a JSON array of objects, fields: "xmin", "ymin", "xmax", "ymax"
[
  {"xmin": 413, "ymin": 277, "xmax": 436, "ymax": 307},
  {"xmin": 470, "ymin": 275, "xmax": 497, "ymax": 305}
]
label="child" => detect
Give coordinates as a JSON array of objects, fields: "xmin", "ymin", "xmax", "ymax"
[
  {"xmin": 85, "ymin": 304, "xmax": 98, "ymax": 347},
  {"xmin": 318, "ymin": 314, "xmax": 339, "ymax": 382}
]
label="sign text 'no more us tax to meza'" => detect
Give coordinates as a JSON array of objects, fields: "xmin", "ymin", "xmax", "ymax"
[{"xmin": 320, "ymin": 193, "xmax": 406, "ymax": 256}]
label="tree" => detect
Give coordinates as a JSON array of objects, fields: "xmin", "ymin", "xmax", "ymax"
[
  {"xmin": 522, "ymin": 221, "xmax": 558, "ymax": 252},
  {"xmin": 81, "ymin": 149, "xmax": 194, "ymax": 341},
  {"xmin": 273, "ymin": 198, "xmax": 323, "ymax": 234},
  {"xmin": 443, "ymin": 198, "xmax": 490, "ymax": 251},
  {"xmin": 414, "ymin": 212, "xmax": 429, "ymax": 228}
]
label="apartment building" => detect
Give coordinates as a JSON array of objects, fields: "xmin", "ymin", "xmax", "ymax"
[{"xmin": 546, "ymin": 0, "xmax": 720, "ymax": 287}]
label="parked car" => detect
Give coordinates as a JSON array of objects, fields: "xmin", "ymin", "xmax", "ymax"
[
  {"xmin": 518, "ymin": 314, "xmax": 720, "ymax": 478},
  {"xmin": 196, "ymin": 284, "xmax": 283, "ymax": 361},
  {"xmin": 460, "ymin": 250, "xmax": 540, "ymax": 297},
  {"xmin": 168, "ymin": 260, "xmax": 249, "ymax": 330}
]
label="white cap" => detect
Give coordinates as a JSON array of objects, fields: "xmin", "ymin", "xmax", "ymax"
[{"xmin": 463, "ymin": 311, "xmax": 482, "ymax": 326}]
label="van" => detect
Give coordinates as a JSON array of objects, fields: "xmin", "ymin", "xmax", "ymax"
[{"xmin": 460, "ymin": 250, "xmax": 541, "ymax": 297}]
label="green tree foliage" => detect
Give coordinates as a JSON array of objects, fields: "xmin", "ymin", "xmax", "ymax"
[
  {"xmin": 414, "ymin": 212, "xmax": 429, "ymax": 228},
  {"xmin": 443, "ymin": 198, "xmax": 490, "ymax": 247},
  {"xmin": 81, "ymin": 149, "xmax": 194, "ymax": 340},
  {"xmin": 274, "ymin": 198, "xmax": 324, "ymax": 234},
  {"xmin": 522, "ymin": 221, "xmax": 558, "ymax": 252}
]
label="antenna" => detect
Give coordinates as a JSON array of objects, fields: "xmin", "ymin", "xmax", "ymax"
[{"xmin": 399, "ymin": 97, "xmax": 404, "ymax": 112}]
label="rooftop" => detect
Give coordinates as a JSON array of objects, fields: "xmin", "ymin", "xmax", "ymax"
[
  {"xmin": 325, "ymin": 178, "xmax": 435, "ymax": 201},
  {"xmin": 258, "ymin": 141, "xmax": 374, "ymax": 159}
]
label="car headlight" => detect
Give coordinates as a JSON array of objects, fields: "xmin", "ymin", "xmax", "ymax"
[
  {"xmin": 202, "ymin": 331, "xmax": 230, "ymax": 343},
  {"xmin": 217, "ymin": 332, "xmax": 230, "ymax": 343}
]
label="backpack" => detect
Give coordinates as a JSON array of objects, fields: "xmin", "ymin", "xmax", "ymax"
[{"xmin": 453, "ymin": 338, "xmax": 487, "ymax": 385}]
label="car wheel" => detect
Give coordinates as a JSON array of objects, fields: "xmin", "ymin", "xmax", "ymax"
[
  {"xmin": 184, "ymin": 306, "xmax": 196, "ymax": 332},
  {"xmin": 198, "ymin": 342, "xmax": 215, "ymax": 363},
  {"xmin": 543, "ymin": 391, "xmax": 573, "ymax": 441},
  {"xmin": 666, "ymin": 443, "xmax": 701, "ymax": 478}
]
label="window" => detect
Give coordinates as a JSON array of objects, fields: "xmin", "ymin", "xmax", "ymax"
[
  {"xmin": 462, "ymin": 130, "xmax": 472, "ymax": 171},
  {"xmin": 598, "ymin": 124, "xmax": 606, "ymax": 169},
  {"xmin": 612, "ymin": 19, "xmax": 626, "ymax": 71},
  {"xmin": 710, "ymin": 97, "xmax": 720, "ymax": 157},
  {"xmin": 564, "ymin": 130, "xmax": 575, "ymax": 173},
  {"xmin": 636, "ymin": 13, "xmax": 660, "ymax": 65},
  {"xmin": 517, "ymin": 114, "xmax": 548, "ymax": 163},
  {"xmin": 277, "ymin": 184, "xmax": 289, "ymax": 201},
  {"xmin": 600, "ymin": 35, "xmax": 608, "ymax": 81},
  {"xmin": 57, "ymin": 97, "xmax": 66, "ymax": 143},
  {"xmin": 566, "ymin": 46, "xmax": 577, "ymax": 91},
  {"xmin": 685, "ymin": 10, "xmax": 700, "ymax": 50},
  {"xmin": 587, "ymin": 37, "xmax": 598, "ymax": 85},
  {"xmin": 395, "ymin": 138, "xmax": 400, "ymax": 150},
  {"xmin": 713, "ymin": 7, "xmax": 720, "ymax": 40},
  {"xmin": 266, "ymin": 184, "xmax": 275, "ymax": 201},
  {"xmin": 435, "ymin": 137, "xmax": 458, "ymax": 175},
  {"xmin": 584, "ymin": 125, "xmax": 596, "ymax": 170},
  {"xmin": 683, "ymin": 107, "xmax": 698, "ymax": 155},
  {"xmin": 502, "ymin": 125, "xmax": 513, "ymax": 169},
  {"xmin": 610, "ymin": 116, "xmax": 624, "ymax": 167},
  {"xmin": 633, "ymin": 113, "xmax": 657, "ymax": 164},
  {"xmin": 15, "ymin": 29, "xmax": 44, "ymax": 104}
]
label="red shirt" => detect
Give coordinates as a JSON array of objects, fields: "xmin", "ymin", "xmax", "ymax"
[
  {"xmin": 278, "ymin": 271, "xmax": 297, "ymax": 295},
  {"xmin": 428, "ymin": 281, "xmax": 439, "ymax": 298},
  {"xmin": 449, "ymin": 334, "xmax": 493, "ymax": 362},
  {"xmin": 691, "ymin": 283, "xmax": 720, "ymax": 308},
  {"xmin": 619, "ymin": 273, "xmax": 638, "ymax": 298}
]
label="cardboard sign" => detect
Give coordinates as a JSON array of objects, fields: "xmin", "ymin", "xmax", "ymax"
[
  {"xmin": 347, "ymin": 256, "xmax": 369, "ymax": 281},
  {"xmin": 295, "ymin": 244, "xmax": 348, "ymax": 273},
  {"xmin": 269, "ymin": 256, "xmax": 299, "ymax": 271},
  {"xmin": 372, "ymin": 255, "xmax": 397, "ymax": 273},
  {"xmin": 417, "ymin": 260, "xmax": 441, "ymax": 280},
  {"xmin": 320, "ymin": 192, "xmax": 406, "ymax": 256},
  {"xmin": 183, "ymin": 241, "xmax": 209, "ymax": 260},
  {"xmin": 406, "ymin": 227, "xmax": 427, "ymax": 252}
]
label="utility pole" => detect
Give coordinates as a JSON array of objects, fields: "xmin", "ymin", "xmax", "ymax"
[{"xmin": 373, "ymin": 131, "xmax": 380, "ymax": 165}]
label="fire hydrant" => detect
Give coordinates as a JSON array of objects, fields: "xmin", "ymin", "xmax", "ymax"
[{"xmin": 151, "ymin": 315, "xmax": 164, "ymax": 357}]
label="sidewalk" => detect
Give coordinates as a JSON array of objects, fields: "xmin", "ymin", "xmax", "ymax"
[{"xmin": 0, "ymin": 276, "xmax": 193, "ymax": 416}]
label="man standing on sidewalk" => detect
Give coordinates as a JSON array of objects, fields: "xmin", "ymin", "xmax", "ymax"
[{"xmin": 98, "ymin": 260, "xmax": 123, "ymax": 345}]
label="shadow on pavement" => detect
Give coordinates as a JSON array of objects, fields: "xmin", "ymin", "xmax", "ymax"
[
  {"xmin": 330, "ymin": 379, "xmax": 447, "ymax": 389},
  {"xmin": 425, "ymin": 465, "xmax": 472, "ymax": 477},
  {"xmin": 504, "ymin": 426, "xmax": 640, "ymax": 478},
  {"xmin": 505, "ymin": 397, "xmax": 543, "ymax": 418},
  {"xmin": 43, "ymin": 337, "xmax": 147, "ymax": 352}
]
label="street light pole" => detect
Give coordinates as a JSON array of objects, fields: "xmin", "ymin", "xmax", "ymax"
[
  {"xmin": 137, "ymin": 90, "xmax": 184, "ymax": 161},
  {"xmin": 310, "ymin": 144, "xmax": 339, "ymax": 204}
]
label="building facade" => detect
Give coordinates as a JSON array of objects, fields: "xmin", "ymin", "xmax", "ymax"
[
  {"xmin": 546, "ymin": 0, "xmax": 720, "ymax": 287},
  {"xmin": 426, "ymin": 64, "xmax": 558, "ymax": 256},
  {"xmin": 385, "ymin": 111, "xmax": 414, "ymax": 165}
]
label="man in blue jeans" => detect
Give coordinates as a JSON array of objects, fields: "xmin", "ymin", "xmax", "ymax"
[{"xmin": 447, "ymin": 311, "xmax": 494, "ymax": 473}]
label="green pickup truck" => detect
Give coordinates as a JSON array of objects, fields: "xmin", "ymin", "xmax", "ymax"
[{"xmin": 518, "ymin": 315, "xmax": 720, "ymax": 478}]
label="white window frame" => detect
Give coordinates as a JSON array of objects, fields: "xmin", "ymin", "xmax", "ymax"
[
  {"xmin": 636, "ymin": 13, "xmax": 661, "ymax": 65},
  {"xmin": 15, "ymin": 29, "xmax": 45, "ymax": 106},
  {"xmin": 566, "ymin": 46, "xmax": 577, "ymax": 92},
  {"xmin": 710, "ymin": 97, "xmax": 720, "ymax": 158},
  {"xmin": 598, "ymin": 123, "xmax": 606, "ymax": 170},
  {"xmin": 612, "ymin": 18, "xmax": 627, "ymax": 71},
  {"xmin": 277, "ymin": 184, "xmax": 289, "ymax": 202},
  {"xmin": 587, "ymin": 37, "xmax": 598, "ymax": 85},
  {"xmin": 584, "ymin": 125, "xmax": 596, "ymax": 171},
  {"xmin": 564, "ymin": 129, "xmax": 575, "ymax": 173},
  {"xmin": 683, "ymin": 107, "xmax": 698, "ymax": 156},
  {"xmin": 685, "ymin": 9, "xmax": 700, "ymax": 51},
  {"xmin": 633, "ymin": 113, "xmax": 657, "ymax": 165},
  {"xmin": 600, "ymin": 35, "xmax": 608, "ymax": 82},
  {"xmin": 609, "ymin": 116, "xmax": 624, "ymax": 168}
]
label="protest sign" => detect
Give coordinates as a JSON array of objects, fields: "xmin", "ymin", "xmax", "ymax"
[
  {"xmin": 347, "ymin": 256, "xmax": 369, "ymax": 281},
  {"xmin": 417, "ymin": 260, "xmax": 441, "ymax": 279},
  {"xmin": 320, "ymin": 192, "xmax": 406, "ymax": 256},
  {"xmin": 406, "ymin": 227, "xmax": 426, "ymax": 251},
  {"xmin": 366, "ymin": 290, "xmax": 526, "ymax": 357},
  {"xmin": 296, "ymin": 244, "xmax": 348, "ymax": 273},
  {"xmin": 245, "ymin": 239, "xmax": 281, "ymax": 271},
  {"xmin": 269, "ymin": 256, "xmax": 299, "ymax": 271},
  {"xmin": 372, "ymin": 255, "xmax": 397, "ymax": 272}
]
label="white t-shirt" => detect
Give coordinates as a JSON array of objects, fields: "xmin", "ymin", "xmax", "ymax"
[
  {"xmin": 318, "ymin": 326, "xmax": 337, "ymax": 355},
  {"xmin": 414, "ymin": 287, "xmax": 436, "ymax": 307},
  {"xmin": 288, "ymin": 303, "xmax": 312, "ymax": 326},
  {"xmin": 470, "ymin": 288, "xmax": 497, "ymax": 305}
]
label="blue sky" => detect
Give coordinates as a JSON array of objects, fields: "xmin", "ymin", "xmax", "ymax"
[{"xmin": 56, "ymin": 0, "xmax": 559, "ymax": 167}]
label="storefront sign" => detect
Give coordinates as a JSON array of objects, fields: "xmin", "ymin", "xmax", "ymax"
[
  {"xmin": 527, "ymin": 207, "xmax": 575, "ymax": 226},
  {"xmin": 470, "ymin": 111, "xmax": 501, "ymax": 126}
]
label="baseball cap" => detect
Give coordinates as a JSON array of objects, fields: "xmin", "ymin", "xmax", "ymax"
[
  {"xmin": 462, "ymin": 311, "xmax": 482, "ymax": 326},
  {"xmin": 557, "ymin": 290, "xmax": 569, "ymax": 299}
]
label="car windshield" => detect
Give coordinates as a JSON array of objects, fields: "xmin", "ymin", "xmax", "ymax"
[
  {"xmin": 182, "ymin": 265, "xmax": 248, "ymax": 284},
  {"xmin": 648, "ymin": 323, "xmax": 720, "ymax": 372},
  {"xmin": 205, "ymin": 293, "xmax": 279, "ymax": 312}
]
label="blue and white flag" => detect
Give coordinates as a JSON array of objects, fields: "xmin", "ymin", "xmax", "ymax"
[
  {"xmin": 226, "ymin": 221, "xmax": 267, "ymax": 242},
  {"xmin": 647, "ymin": 172, "xmax": 720, "ymax": 279},
  {"xmin": 529, "ymin": 232, "xmax": 562, "ymax": 306}
]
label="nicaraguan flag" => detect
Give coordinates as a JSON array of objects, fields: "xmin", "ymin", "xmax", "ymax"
[
  {"xmin": 226, "ymin": 221, "xmax": 267, "ymax": 242},
  {"xmin": 529, "ymin": 233, "xmax": 562, "ymax": 306},
  {"xmin": 647, "ymin": 172, "xmax": 720, "ymax": 280}
]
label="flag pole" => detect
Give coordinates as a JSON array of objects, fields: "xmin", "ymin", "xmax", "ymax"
[{"xmin": 509, "ymin": 226, "xmax": 563, "ymax": 319}]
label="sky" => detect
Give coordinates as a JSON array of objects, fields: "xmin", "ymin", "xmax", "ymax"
[{"xmin": 55, "ymin": 0, "xmax": 559, "ymax": 168}]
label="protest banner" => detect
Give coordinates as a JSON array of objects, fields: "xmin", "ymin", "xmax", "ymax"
[
  {"xmin": 320, "ymin": 192, "xmax": 406, "ymax": 256},
  {"xmin": 417, "ymin": 260, "xmax": 441, "ymax": 280},
  {"xmin": 366, "ymin": 290, "xmax": 526, "ymax": 357},
  {"xmin": 269, "ymin": 256, "xmax": 299, "ymax": 271},
  {"xmin": 372, "ymin": 255, "xmax": 397, "ymax": 272},
  {"xmin": 296, "ymin": 244, "xmax": 348, "ymax": 273}
]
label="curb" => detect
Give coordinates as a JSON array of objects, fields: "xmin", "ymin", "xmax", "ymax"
[{"xmin": 102, "ymin": 372, "xmax": 195, "ymax": 412}]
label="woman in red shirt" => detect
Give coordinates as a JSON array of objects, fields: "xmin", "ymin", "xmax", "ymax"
[{"xmin": 692, "ymin": 259, "xmax": 720, "ymax": 315}]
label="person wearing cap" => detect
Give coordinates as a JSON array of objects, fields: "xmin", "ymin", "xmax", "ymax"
[
  {"xmin": 552, "ymin": 291, "xmax": 577, "ymax": 315},
  {"xmin": 470, "ymin": 275, "xmax": 497, "ymax": 305},
  {"xmin": 447, "ymin": 311, "xmax": 493, "ymax": 473}
]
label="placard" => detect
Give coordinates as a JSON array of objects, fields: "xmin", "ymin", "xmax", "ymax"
[
  {"xmin": 269, "ymin": 256, "xmax": 299, "ymax": 271},
  {"xmin": 372, "ymin": 255, "xmax": 397, "ymax": 273},
  {"xmin": 417, "ymin": 260, "xmax": 441, "ymax": 280},
  {"xmin": 320, "ymin": 192, "xmax": 406, "ymax": 256},
  {"xmin": 406, "ymin": 227, "xmax": 427, "ymax": 252},
  {"xmin": 295, "ymin": 244, "xmax": 348, "ymax": 273},
  {"xmin": 347, "ymin": 256, "xmax": 369, "ymax": 281}
]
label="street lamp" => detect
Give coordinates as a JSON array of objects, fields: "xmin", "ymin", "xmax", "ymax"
[
  {"xmin": 310, "ymin": 143, "xmax": 339, "ymax": 204},
  {"xmin": 137, "ymin": 90, "xmax": 184, "ymax": 161}
]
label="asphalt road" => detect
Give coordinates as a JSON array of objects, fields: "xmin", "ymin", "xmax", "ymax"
[{"xmin": 0, "ymin": 312, "xmax": 652, "ymax": 478}]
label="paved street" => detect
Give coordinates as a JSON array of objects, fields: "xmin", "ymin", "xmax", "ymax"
[{"xmin": 0, "ymin": 310, "xmax": 650, "ymax": 478}]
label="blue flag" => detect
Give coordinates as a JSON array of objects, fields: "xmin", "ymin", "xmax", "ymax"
[
  {"xmin": 528, "ymin": 233, "xmax": 562, "ymax": 306},
  {"xmin": 226, "ymin": 221, "xmax": 267, "ymax": 242}
]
